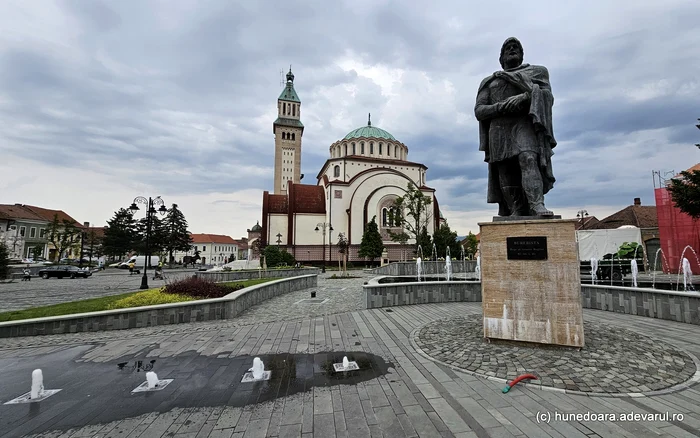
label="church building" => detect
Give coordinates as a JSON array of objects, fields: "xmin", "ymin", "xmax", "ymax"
[{"xmin": 260, "ymin": 68, "xmax": 443, "ymax": 263}]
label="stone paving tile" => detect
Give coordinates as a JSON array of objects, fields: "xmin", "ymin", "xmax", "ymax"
[
  {"xmin": 415, "ymin": 314, "xmax": 698, "ymax": 394},
  {"xmin": 5, "ymin": 275, "xmax": 700, "ymax": 438}
]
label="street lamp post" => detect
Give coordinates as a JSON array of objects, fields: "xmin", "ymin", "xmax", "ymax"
[
  {"xmin": 314, "ymin": 222, "xmax": 333, "ymax": 273},
  {"xmin": 576, "ymin": 209, "xmax": 589, "ymax": 230},
  {"xmin": 129, "ymin": 196, "xmax": 167, "ymax": 290}
]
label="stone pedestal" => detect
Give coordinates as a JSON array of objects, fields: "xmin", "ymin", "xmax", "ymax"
[
  {"xmin": 381, "ymin": 249, "xmax": 389, "ymax": 267},
  {"xmin": 479, "ymin": 219, "xmax": 584, "ymax": 347}
]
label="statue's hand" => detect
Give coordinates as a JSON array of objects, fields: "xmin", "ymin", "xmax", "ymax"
[{"xmin": 501, "ymin": 93, "xmax": 529, "ymax": 113}]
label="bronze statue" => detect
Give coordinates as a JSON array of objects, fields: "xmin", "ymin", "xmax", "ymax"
[{"xmin": 475, "ymin": 37, "xmax": 557, "ymax": 217}]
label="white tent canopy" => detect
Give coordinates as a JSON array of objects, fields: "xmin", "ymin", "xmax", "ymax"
[{"xmin": 576, "ymin": 228, "xmax": 643, "ymax": 261}]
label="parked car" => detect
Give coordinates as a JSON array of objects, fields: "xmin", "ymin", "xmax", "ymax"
[{"xmin": 38, "ymin": 266, "xmax": 93, "ymax": 279}]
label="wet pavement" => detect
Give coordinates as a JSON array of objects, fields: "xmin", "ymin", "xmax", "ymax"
[{"xmin": 2, "ymin": 277, "xmax": 700, "ymax": 436}]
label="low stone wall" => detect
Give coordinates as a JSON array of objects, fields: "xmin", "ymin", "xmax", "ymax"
[
  {"xmin": 364, "ymin": 277, "xmax": 482, "ymax": 308},
  {"xmin": 581, "ymin": 284, "xmax": 700, "ymax": 324},
  {"xmin": 365, "ymin": 261, "xmax": 477, "ymax": 276},
  {"xmin": 0, "ymin": 275, "xmax": 317, "ymax": 338},
  {"xmin": 196, "ymin": 267, "xmax": 320, "ymax": 282}
]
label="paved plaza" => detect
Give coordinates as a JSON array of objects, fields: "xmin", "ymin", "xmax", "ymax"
[
  {"xmin": 0, "ymin": 269, "xmax": 200, "ymax": 313},
  {"xmin": 1, "ymin": 273, "xmax": 700, "ymax": 437}
]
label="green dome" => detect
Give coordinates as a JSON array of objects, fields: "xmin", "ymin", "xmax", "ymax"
[{"xmin": 343, "ymin": 113, "xmax": 396, "ymax": 141}]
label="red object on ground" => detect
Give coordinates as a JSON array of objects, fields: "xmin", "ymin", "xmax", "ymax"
[{"xmin": 502, "ymin": 373, "xmax": 539, "ymax": 393}]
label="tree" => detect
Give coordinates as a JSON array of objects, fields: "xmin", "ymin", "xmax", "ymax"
[
  {"xmin": 46, "ymin": 213, "xmax": 79, "ymax": 262},
  {"xmin": 263, "ymin": 246, "xmax": 295, "ymax": 267},
  {"xmin": 0, "ymin": 242, "xmax": 9, "ymax": 280},
  {"xmin": 336, "ymin": 232, "xmax": 349, "ymax": 275},
  {"xmin": 667, "ymin": 170, "xmax": 700, "ymax": 220},
  {"xmin": 358, "ymin": 216, "xmax": 384, "ymax": 265},
  {"xmin": 134, "ymin": 215, "xmax": 168, "ymax": 258},
  {"xmin": 433, "ymin": 222, "xmax": 461, "ymax": 260},
  {"xmin": 31, "ymin": 245, "xmax": 43, "ymax": 260},
  {"xmin": 463, "ymin": 231, "xmax": 479, "ymax": 259},
  {"xmin": 388, "ymin": 183, "xmax": 433, "ymax": 254},
  {"xmin": 85, "ymin": 229, "xmax": 104, "ymax": 263},
  {"xmin": 103, "ymin": 208, "xmax": 138, "ymax": 260},
  {"xmin": 163, "ymin": 204, "xmax": 193, "ymax": 265},
  {"xmin": 417, "ymin": 226, "xmax": 432, "ymax": 259}
]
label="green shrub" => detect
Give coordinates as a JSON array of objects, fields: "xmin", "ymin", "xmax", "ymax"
[
  {"xmin": 107, "ymin": 289, "xmax": 195, "ymax": 310},
  {"xmin": 263, "ymin": 246, "xmax": 296, "ymax": 267}
]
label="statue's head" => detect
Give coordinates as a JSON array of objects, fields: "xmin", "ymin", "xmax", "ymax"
[{"xmin": 499, "ymin": 37, "xmax": 524, "ymax": 69}]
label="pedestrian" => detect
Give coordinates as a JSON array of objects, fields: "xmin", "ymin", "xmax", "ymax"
[
  {"xmin": 129, "ymin": 261, "xmax": 135, "ymax": 275},
  {"xmin": 23, "ymin": 268, "xmax": 31, "ymax": 281}
]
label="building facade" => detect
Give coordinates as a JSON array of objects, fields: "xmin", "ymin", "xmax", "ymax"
[
  {"xmin": 172, "ymin": 234, "xmax": 240, "ymax": 265},
  {"xmin": 0, "ymin": 204, "xmax": 49, "ymax": 260},
  {"xmin": 260, "ymin": 71, "xmax": 442, "ymax": 263}
]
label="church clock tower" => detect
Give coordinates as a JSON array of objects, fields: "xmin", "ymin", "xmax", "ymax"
[{"xmin": 273, "ymin": 67, "xmax": 304, "ymax": 195}]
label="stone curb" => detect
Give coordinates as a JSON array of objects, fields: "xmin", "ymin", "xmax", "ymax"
[{"xmin": 408, "ymin": 319, "xmax": 700, "ymax": 398}]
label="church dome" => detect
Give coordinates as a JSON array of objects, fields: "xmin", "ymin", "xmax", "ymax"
[{"xmin": 343, "ymin": 114, "xmax": 396, "ymax": 141}]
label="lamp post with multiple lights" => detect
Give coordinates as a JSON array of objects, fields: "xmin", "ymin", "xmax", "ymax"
[
  {"xmin": 314, "ymin": 222, "xmax": 333, "ymax": 273},
  {"xmin": 576, "ymin": 209, "xmax": 589, "ymax": 229},
  {"xmin": 129, "ymin": 196, "xmax": 167, "ymax": 290}
]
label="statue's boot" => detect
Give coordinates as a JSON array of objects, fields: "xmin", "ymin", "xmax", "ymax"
[
  {"xmin": 522, "ymin": 179, "xmax": 553, "ymax": 216},
  {"xmin": 501, "ymin": 186, "xmax": 528, "ymax": 216}
]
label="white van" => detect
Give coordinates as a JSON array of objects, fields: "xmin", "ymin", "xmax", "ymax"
[{"xmin": 118, "ymin": 255, "xmax": 160, "ymax": 269}]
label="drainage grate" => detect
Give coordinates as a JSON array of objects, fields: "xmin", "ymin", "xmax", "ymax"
[{"xmin": 294, "ymin": 298, "xmax": 329, "ymax": 305}]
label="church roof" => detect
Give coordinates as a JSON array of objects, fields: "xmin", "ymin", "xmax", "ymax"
[
  {"xmin": 292, "ymin": 184, "xmax": 325, "ymax": 214},
  {"xmin": 343, "ymin": 113, "xmax": 396, "ymax": 141},
  {"xmin": 278, "ymin": 68, "xmax": 300, "ymax": 103},
  {"xmin": 273, "ymin": 117, "xmax": 304, "ymax": 129},
  {"xmin": 249, "ymin": 221, "xmax": 262, "ymax": 232}
]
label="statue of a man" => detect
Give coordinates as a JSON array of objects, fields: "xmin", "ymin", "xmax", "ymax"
[{"xmin": 475, "ymin": 37, "xmax": 557, "ymax": 217}]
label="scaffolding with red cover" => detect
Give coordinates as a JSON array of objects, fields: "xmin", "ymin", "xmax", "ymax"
[{"xmin": 654, "ymin": 186, "xmax": 700, "ymax": 274}]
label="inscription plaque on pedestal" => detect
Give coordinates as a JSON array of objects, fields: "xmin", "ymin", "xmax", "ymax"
[{"xmin": 506, "ymin": 236, "xmax": 548, "ymax": 260}]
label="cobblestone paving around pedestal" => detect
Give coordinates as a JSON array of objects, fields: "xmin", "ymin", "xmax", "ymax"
[{"xmin": 414, "ymin": 314, "xmax": 699, "ymax": 395}]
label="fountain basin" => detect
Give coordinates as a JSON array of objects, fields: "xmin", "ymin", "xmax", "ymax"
[{"xmin": 364, "ymin": 276, "xmax": 481, "ymax": 309}]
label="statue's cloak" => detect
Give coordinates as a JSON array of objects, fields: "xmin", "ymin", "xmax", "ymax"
[{"xmin": 477, "ymin": 64, "xmax": 557, "ymax": 211}]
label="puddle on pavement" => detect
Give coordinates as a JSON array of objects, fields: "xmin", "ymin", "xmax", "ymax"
[{"xmin": 0, "ymin": 348, "xmax": 394, "ymax": 435}]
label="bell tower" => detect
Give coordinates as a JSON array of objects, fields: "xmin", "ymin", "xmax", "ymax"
[{"xmin": 273, "ymin": 67, "xmax": 304, "ymax": 195}]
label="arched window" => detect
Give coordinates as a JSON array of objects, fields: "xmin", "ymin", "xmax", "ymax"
[
  {"xmin": 287, "ymin": 103, "xmax": 291, "ymax": 114},
  {"xmin": 395, "ymin": 146, "xmax": 398, "ymax": 158},
  {"xmin": 360, "ymin": 142, "xmax": 365, "ymax": 154},
  {"xmin": 379, "ymin": 143, "xmax": 383, "ymax": 155},
  {"xmin": 333, "ymin": 165, "xmax": 340, "ymax": 178},
  {"xmin": 382, "ymin": 208, "xmax": 389, "ymax": 227},
  {"xmin": 370, "ymin": 142, "xmax": 374, "ymax": 154},
  {"xmin": 344, "ymin": 144, "xmax": 348, "ymax": 156},
  {"xmin": 282, "ymin": 103, "xmax": 286, "ymax": 115},
  {"xmin": 291, "ymin": 133, "xmax": 295, "ymax": 141},
  {"xmin": 352, "ymin": 143, "xmax": 356, "ymax": 154},
  {"xmin": 292, "ymin": 104, "xmax": 296, "ymax": 116}
]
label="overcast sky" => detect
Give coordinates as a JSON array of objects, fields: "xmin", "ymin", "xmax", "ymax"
[{"xmin": 1, "ymin": 0, "xmax": 699, "ymax": 239}]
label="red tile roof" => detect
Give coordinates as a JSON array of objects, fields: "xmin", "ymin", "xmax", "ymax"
[
  {"xmin": 268, "ymin": 194, "xmax": 288, "ymax": 214},
  {"xmin": 0, "ymin": 204, "xmax": 46, "ymax": 221},
  {"xmin": 575, "ymin": 216, "xmax": 600, "ymax": 230},
  {"xmin": 19, "ymin": 204, "xmax": 81, "ymax": 226},
  {"xmin": 190, "ymin": 234, "xmax": 238, "ymax": 244},
  {"xmin": 676, "ymin": 163, "xmax": 700, "ymax": 177},
  {"xmin": 292, "ymin": 184, "xmax": 326, "ymax": 214},
  {"xmin": 590, "ymin": 206, "xmax": 657, "ymax": 229}
]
